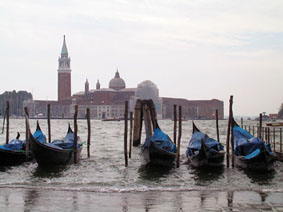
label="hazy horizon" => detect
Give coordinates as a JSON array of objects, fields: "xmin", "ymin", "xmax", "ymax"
[{"xmin": 0, "ymin": 0, "xmax": 282, "ymax": 116}]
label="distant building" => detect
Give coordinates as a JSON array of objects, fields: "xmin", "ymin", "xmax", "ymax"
[
  {"xmin": 161, "ymin": 98, "xmax": 224, "ymax": 120},
  {"xmin": 0, "ymin": 90, "xmax": 33, "ymax": 117},
  {"xmin": 58, "ymin": 35, "xmax": 72, "ymax": 102},
  {"xmin": 24, "ymin": 36, "xmax": 224, "ymax": 119}
]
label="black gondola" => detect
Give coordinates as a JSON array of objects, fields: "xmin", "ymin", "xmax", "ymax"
[
  {"xmin": 186, "ymin": 122, "xmax": 225, "ymax": 168},
  {"xmin": 232, "ymin": 119, "xmax": 276, "ymax": 171},
  {"xmin": 0, "ymin": 133, "xmax": 32, "ymax": 166},
  {"xmin": 30, "ymin": 122, "xmax": 82, "ymax": 166},
  {"xmin": 142, "ymin": 127, "xmax": 177, "ymax": 165}
]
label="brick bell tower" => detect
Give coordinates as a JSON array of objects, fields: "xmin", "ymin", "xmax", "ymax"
[{"xmin": 58, "ymin": 35, "xmax": 71, "ymax": 102}]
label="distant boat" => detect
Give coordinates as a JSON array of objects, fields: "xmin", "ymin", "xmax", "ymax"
[
  {"xmin": 186, "ymin": 122, "xmax": 225, "ymax": 167},
  {"xmin": 0, "ymin": 133, "xmax": 32, "ymax": 166},
  {"xmin": 266, "ymin": 122, "xmax": 283, "ymax": 127},
  {"xmin": 232, "ymin": 119, "xmax": 276, "ymax": 171},
  {"xmin": 30, "ymin": 122, "xmax": 82, "ymax": 166},
  {"xmin": 142, "ymin": 127, "xmax": 176, "ymax": 165}
]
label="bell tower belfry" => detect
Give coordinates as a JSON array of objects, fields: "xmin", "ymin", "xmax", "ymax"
[{"xmin": 58, "ymin": 35, "xmax": 71, "ymax": 102}]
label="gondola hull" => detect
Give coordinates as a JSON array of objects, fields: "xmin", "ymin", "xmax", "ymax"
[
  {"xmin": 188, "ymin": 151, "xmax": 225, "ymax": 168},
  {"xmin": 0, "ymin": 149, "xmax": 31, "ymax": 166},
  {"xmin": 235, "ymin": 151, "xmax": 276, "ymax": 171},
  {"xmin": 143, "ymin": 144, "xmax": 176, "ymax": 166},
  {"xmin": 187, "ymin": 123, "xmax": 225, "ymax": 168},
  {"xmin": 232, "ymin": 119, "xmax": 276, "ymax": 171},
  {"xmin": 31, "ymin": 138, "xmax": 81, "ymax": 166}
]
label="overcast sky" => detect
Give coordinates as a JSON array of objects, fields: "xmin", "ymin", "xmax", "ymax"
[{"xmin": 0, "ymin": 0, "xmax": 282, "ymax": 116}]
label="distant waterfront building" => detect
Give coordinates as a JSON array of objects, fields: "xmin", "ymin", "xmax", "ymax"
[
  {"xmin": 0, "ymin": 90, "xmax": 33, "ymax": 117},
  {"xmin": 24, "ymin": 36, "xmax": 224, "ymax": 119}
]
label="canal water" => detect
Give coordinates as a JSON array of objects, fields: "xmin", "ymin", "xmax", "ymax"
[{"xmin": 0, "ymin": 119, "xmax": 283, "ymax": 211}]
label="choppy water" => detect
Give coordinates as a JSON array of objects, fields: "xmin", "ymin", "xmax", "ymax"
[{"xmin": 0, "ymin": 119, "xmax": 283, "ymax": 211}]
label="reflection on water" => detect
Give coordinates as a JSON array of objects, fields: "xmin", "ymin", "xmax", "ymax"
[
  {"xmin": 189, "ymin": 165, "xmax": 224, "ymax": 186},
  {"xmin": 138, "ymin": 163, "xmax": 174, "ymax": 181},
  {"xmin": 244, "ymin": 168, "xmax": 275, "ymax": 185},
  {"xmin": 24, "ymin": 189, "xmax": 39, "ymax": 211},
  {"xmin": 33, "ymin": 165, "xmax": 67, "ymax": 178},
  {"xmin": 1, "ymin": 187, "xmax": 282, "ymax": 211},
  {"xmin": 0, "ymin": 166, "xmax": 7, "ymax": 172}
]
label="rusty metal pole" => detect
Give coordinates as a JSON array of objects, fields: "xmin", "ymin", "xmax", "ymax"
[
  {"xmin": 47, "ymin": 104, "xmax": 51, "ymax": 143},
  {"xmin": 124, "ymin": 101, "xmax": 128, "ymax": 167},
  {"xmin": 5, "ymin": 101, "xmax": 9, "ymax": 144},
  {"xmin": 173, "ymin": 104, "xmax": 177, "ymax": 145},
  {"xmin": 73, "ymin": 105, "xmax": 78, "ymax": 164},
  {"xmin": 177, "ymin": 106, "xmax": 182, "ymax": 168},
  {"xmin": 86, "ymin": 108, "xmax": 91, "ymax": 158}
]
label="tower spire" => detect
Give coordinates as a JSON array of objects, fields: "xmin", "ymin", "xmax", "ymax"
[{"xmin": 61, "ymin": 35, "xmax": 68, "ymax": 56}]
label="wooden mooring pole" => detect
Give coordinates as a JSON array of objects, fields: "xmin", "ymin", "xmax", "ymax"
[
  {"xmin": 5, "ymin": 101, "xmax": 10, "ymax": 144},
  {"xmin": 24, "ymin": 107, "xmax": 30, "ymax": 158},
  {"xmin": 47, "ymin": 104, "xmax": 51, "ymax": 143},
  {"xmin": 267, "ymin": 127, "xmax": 270, "ymax": 144},
  {"xmin": 231, "ymin": 107, "xmax": 235, "ymax": 168},
  {"xmin": 216, "ymin": 109, "xmax": 220, "ymax": 142},
  {"xmin": 252, "ymin": 126, "xmax": 255, "ymax": 136},
  {"xmin": 73, "ymin": 105, "xmax": 78, "ymax": 164},
  {"xmin": 86, "ymin": 108, "xmax": 91, "ymax": 158},
  {"xmin": 259, "ymin": 113, "xmax": 262, "ymax": 139},
  {"xmin": 173, "ymin": 104, "xmax": 177, "ymax": 145},
  {"xmin": 124, "ymin": 101, "xmax": 128, "ymax": 167},
  {"xmin": 129, "ymin": 112, "xmax": 133, "ymax": 159},
  {"xmin": 2, "ymin": 109, "xmax": 6, "ymax": 134},
  {"xmin": 280, "ymin": 128, "xmax": 282, "ymax": 153},
  {"xmin": 226, "ymin": 95, "xmax": 233, "ymax": 168},
  {"xmin": 143, "ymin": 104, "xmax": 153, "ymax": 138},
  {"xmin": 133, "ymin": 99, "xmax": 143, "ymax": 146},
  {"xmin": 177, "ymin": 106, "xmax": 182, "ymax": 168},
  {"xmin": 240, "ymin": 117, "xmax": 243, "ymax": 128},
  {"xmin": 265, "ymin": 127, "xmax": 268, "ymax": 141},
  {"xmin": 273, "ymin": 128, "xmax": 276, "ymax": 152}
]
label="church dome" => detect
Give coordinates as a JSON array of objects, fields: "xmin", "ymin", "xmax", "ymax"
[
  {"xmin": 109, "ymin": 70, "xmax": 126, "ymax": 90},
  {"xmin": 136, "ymin": 80, "xmax": 159, "ymax": 100}
]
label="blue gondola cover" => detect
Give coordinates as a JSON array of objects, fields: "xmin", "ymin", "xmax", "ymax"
[
  {"xmin": 233, "ymin": 125, "xmax": 272, "ymax": 156},
  {"xmin": 143, "ymin": 128, "xmax": 176, "ymax": 153},
  {"xmin": 186, "ymin": 131, "xmax": 223, "ymax": 157}
]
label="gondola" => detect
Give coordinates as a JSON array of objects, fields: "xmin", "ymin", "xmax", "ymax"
[
  {"xmin": 186, "ymin": 122, "xmax": 225, "ymax": 167},
  {"xmin": 142, "ymin": 127, "xmax": 176, "ymax": 165},
  {"xmin": 232, "ymin": 119, "xmax": 276, "ymax": 171},
  {"xmin": 30, "ymin": 122, "xmax": 82, "ymax": 166},
  {"xmin": 0, "ymin": 133, "xmax": 32, "ymax": 166}
]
